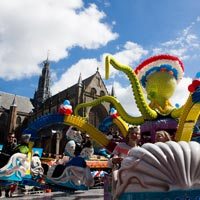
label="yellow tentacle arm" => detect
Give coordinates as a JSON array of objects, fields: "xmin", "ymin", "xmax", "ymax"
[
  {"xmin": 105, "ymin": 55, "xmax": 157, "ymax": 120},
  {"xmin": 75, "ymin": 96, "xmax": 144, "ymax": 125},
  {"xmin": 175, "ymin": 94, "xmax": 200, "ymax": 142},
  {"xmin": 105, "ymin": 55, "xmax": 131, "ymax": 80},
  {"xmin": 113, "ymin": 117, "xmax": 129, "ymax": 138},
  {"xmin": 171, "ymin": 106, "xmax": 184, "ymax": 118}
]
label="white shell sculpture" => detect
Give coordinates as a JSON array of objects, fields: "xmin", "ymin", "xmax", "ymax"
[{"xmin": 114, "ymin": 141, "xmax": 200, "ymax": 199}]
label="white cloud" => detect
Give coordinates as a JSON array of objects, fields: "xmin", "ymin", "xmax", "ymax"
[
  {"xmin": 0, "ymin": 0, "xmax": 117, "ymax": 80},
  {"xmin": 152, "ymin": 18, "xmax": 200, "ymax": 60},
  {"xmin": 51, "ymin": 58, "xmax": 100, "ymax": 94},
  {"xmin": 170, "ymin": 77, "xmax": 191, "ymax": 107},
  {"xmin": 102, "ymin": 41, "xmax": 148, "ymax": 78},
  {"xmin": 113, "ymin": 42, "xmax": 148, "ymax": 66},
  {"xmin": 107, "ymin": 81, "xmax": 142, "ymax": 116}
]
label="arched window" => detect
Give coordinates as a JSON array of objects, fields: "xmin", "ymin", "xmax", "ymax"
[
  {"xmin": 16, "ymin": 116, "xmax": 21, "ymax": 125},
  {"xmin": 91, "ymin": 88, "xmax": 97, "ymax": 96},
  {"xmin": 0, "ymin": 112, "xmax": 8, "ymax": 124},
  {"xmin": 100, "ymin": 91, "xmax": 105, "ymax": 96},
  {"xmin": 89, "ymin": 104, "xmax": 108, "ymax": 127}
]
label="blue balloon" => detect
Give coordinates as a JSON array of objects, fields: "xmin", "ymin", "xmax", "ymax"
[
  {"xmin": 110, "ymin": 107, "xmax": 115, "ymax": 112},
  {"xmin": 175, "ymin": 103, "xmax": 180, "ymax": 108},
  {"xmin": 63, "ymin": 100, "xmax": 70, "ymax": 105},
  {"xmin": 195, "ymin": 72, "xmax": 200, "ymax": 79},
  {"xmin": 110, "ymin": 107, "xmax": 117, "ymax": 114},
  {"xmin": 99, "ymin": 116, "xmax": 113, "ymax": 132}
]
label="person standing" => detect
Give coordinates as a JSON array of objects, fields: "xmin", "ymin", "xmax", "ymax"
[
  {"xmin": 1, "ymin": 132, "xmax": 17, "ymax": 157},
  {"xmin": 109, "ymin": 126, "xmax": 141, "ymax": 197},
  {"xmin": 0, "ymin": 132, "xmax": 17, "ymax": 197},
  {"xmin": 112, "ymin": 126, "xmax": 141, "ymax": 159}
]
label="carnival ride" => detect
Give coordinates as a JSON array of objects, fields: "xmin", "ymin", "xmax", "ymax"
[{"xmin": 1, "ymin": 54, "xmax": 199, "ymax": 198}]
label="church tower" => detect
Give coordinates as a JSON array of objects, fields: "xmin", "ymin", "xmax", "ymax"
[{"xmin": 33, "ymin": 58, "xmax": 51, "ymax": 108}]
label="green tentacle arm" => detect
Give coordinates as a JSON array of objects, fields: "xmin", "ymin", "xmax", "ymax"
[
  {"xmin": 75, "ymin": 96, "xmax": 144, "ymax": 125},
  {"xmin": 105, "ymin": 55, "xmax": 157, "ymax": 120}
]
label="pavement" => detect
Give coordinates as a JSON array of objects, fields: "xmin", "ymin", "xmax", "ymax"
[{"xmin": 0, "ymin": 188, "xmax": 104, "ymax": 200}]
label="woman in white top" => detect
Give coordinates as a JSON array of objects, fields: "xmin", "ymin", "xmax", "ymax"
[{"xmin": 110, "ymin": 126, "xmax": 141, "ymax": 167}]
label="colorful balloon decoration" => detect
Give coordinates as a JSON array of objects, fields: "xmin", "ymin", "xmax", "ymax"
[
  {"xmin": 58, "ymin": 100, "xmax": 73, "ymax": 115},
  {"xmin": 109, "ymin": 107, "xmax": 119, "ymax": 118},
  {"xmin": 188, "ymin": 78, "xmax": 200, "ymax": 92},
  {"xmin": 187, "ymin": 72, "xmax": 200, "ymax": 103},
  {"xmin": 99, "ymin": 108, "xmax": 119, "ymax": 133},
  {"xmin": 75, "ymin": 54, "xmax": 185, "ymax": 124}
]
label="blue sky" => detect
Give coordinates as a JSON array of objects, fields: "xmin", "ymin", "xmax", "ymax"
[{"xmin": 0, "ymin": 0, "xmax": 199, "ymax": 115}]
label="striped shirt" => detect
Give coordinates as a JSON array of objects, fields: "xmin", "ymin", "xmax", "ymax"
[{"xmin": 112, "ymin": 142, "xmax": 132, "ymax": 158}]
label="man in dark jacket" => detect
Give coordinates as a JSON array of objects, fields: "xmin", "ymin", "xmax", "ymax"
[
  {"xmin": 0, "ymin": 132, "xmax": 17, "ymax": 197},
  {"xmin": 1, "ymin": 132, "xmax": 17, "ymax": 156}
]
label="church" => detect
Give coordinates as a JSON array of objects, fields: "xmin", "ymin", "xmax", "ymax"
[{"xmin": 0, "ymin": 59, "xmax": 115, "ymax": 154}]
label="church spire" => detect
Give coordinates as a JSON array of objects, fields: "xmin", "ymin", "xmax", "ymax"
[
  {"xmin": 11, "ymin": 95, "xmax": 17, "ymax": 107},
  {"xmin": 111, "ymin": 84, "xmax": 116, "ymax": 97},
  {"xmin": 34, "ymin": 57, "xmax": 51, "ymax": 108},
  {"xmin": 78, "ymin": 73, "xmax": 83, "ymax": 87}
]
